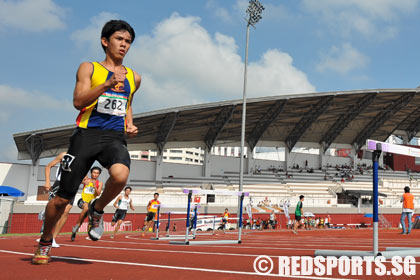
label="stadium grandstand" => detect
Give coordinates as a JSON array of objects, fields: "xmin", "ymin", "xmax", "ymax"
[{"xmin": 4, "ymin": 87, "xmax": 420, "ymax": 233}]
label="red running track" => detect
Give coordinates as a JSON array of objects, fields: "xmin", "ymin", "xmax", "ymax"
[{"xmin": 1, "ymin": 229, "xmax": 420, "ymax": 279}]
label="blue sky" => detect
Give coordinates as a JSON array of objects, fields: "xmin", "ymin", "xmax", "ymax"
[{"xmin": 1, "ymin": 0, "xmax": 420, "ymax": 162}]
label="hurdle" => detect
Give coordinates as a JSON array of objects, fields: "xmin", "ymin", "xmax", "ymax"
[
  {"xmin": 170, "ymin": 188, "xmax": 249, "ymax": 245},
  {"xmin": 150, "ymin": 204, "xmax": 199, "ymax": 240},
  {"xmin": 315, "ymin": 139, "xmax": 420, "ymax": 259}
]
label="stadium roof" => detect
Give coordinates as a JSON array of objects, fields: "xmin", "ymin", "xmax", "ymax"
[{"xmin": 13, "ymin": 88, "xmax": 420, "ymax": 163}]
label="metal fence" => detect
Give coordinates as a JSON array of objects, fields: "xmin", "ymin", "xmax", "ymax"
[{"xmin": 0, "ymin": 197, "xmax": 15, "ymax": 234}]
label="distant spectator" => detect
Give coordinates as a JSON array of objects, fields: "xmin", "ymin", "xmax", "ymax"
[
  {"xmin": 287, "ymin": 219, "xmax": 293, "ymax": 229},
  {"xmin": 400, "ymin": 186, "xmax": 414, "ymax": 235},
  {"xmin": 256, "ymin": 218, "xmax": 261, "ymax": 230},
  {"xmin": 310, "ymin": 218, "xmax": 316, "ymax": 229},
  {"xmin": 269, "ymin": 210, "xmax": 276, "ymax": 229},
  {"xmin": 319, "ymin": 217, "xmax": 325, "ymax": 229}
]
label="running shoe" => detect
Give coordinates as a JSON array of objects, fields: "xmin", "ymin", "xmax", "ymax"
[
  {"xmin": 71, "ymin": 225, "xmax": 79, "ymax": 241},
  {"xmin": 32, "ymin": 239, "xmax": 52, "ymax": 265},
  {"xmin": 87, "ymin": 200, "xmax": 104, "ymax": 241},
  {"xmin": 52, "ymin": 239, "xmax": 60, "ymax": 248}
]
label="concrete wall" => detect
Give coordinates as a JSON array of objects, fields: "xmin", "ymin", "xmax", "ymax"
[
  {"xmin": 129, "ymin": 160, "xmax": 155, "ymax": 181},
  {"xmin": 162, "ymin": 162, "xmax": 202, "ymax": 177}
]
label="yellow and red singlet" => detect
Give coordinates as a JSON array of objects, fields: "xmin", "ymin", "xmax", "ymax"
[
  {"xmin": 148, "ymin": 199, "xmax": 161, "ymax": 213},
  {"xmin": 76, "ymin": 62, "xmax": 137, "ymax": 131},
  {"xmin": 81, "ymin": 180, "xmax": 100, "ymax": 203}
]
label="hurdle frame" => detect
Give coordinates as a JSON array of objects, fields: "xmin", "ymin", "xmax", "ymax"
[
  {"xmin": 150, "ymin": 203, "xmax": 198, "ymax": 241},
  {"xmin": 315, "ymin": 139, "xmax": 420, "ymax": 259},
  {"xmin": 170, "ymin": 189, "xmax": 249, "ymax": 245}
]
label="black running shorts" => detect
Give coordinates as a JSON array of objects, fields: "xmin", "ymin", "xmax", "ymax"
[
  {"xmin": 57, "ymin": 127, "xmax": 130, "ymax": 200},
  {"xmin": 112, "ymin": 209, "xmax": 128, "ymax": 223},
  {"xmin": 49, "ymin": 180, "xmax": 75, "ymax": 205},
  {"xmin": 146, "ymin": 212, "xmax": 156, "ymax": 222},
  {"xmin": 295, "ymin": 215, "xmax": 301, "ymax": 222}
]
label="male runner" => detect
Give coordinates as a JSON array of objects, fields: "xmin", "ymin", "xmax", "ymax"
[
  {"xmin": 293, "ymin": 195, "xmax": 304, "ymax": 234},
  {"xmin": 71, "ymin": 167, "xmax": 103, "ymax": 241},
  {"xmin": 33, "ymin": 19, "xmax": 140, "ymax": 264},
  {"xmin": 142, "ymin": 193, "xmax": 160, "ymax": 236},
  {"xmin": 222, "ymin": 208, "xmax": 229, "ymax": 231},
  {"xmin": 111, "ymin": 186, "xmax": 135, "ymax": 238},
  {"xmin": 41, "ymin": 152, "xmax": 74, "ymax": 248}
]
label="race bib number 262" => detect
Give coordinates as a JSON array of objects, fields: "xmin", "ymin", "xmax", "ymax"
[{"xmin": 97, "ymin": 94, "xmax": 127, "ymax": 116}]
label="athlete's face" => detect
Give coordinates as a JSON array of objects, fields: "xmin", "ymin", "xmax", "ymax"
[
  {"xmin": 91, "ymin": 169, "xmax": 100, "ymax": 179},
  {"xmin": 102, "ymin": 30, "xmax": 132, "ymax": 59},
  {"xmin": 125, "ymin": 188, "xmax": 131, "ymax": 195}
]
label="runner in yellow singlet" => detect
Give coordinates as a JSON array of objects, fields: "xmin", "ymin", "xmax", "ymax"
[
  {"xmin": 222, "ymin": 208, "xmax": 229, "ymax": 231},
  {"xmin": 71, "ymin": 167, "xmax": 103, "ymax": 241},
  {"xmin": 141, "ymin": 193, "xmax": 160, "ymax": 237}
]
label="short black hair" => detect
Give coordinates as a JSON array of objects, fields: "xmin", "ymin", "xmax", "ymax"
[
  {"xmin": 90, "ymin": 166, "xmax": 102, "ymax": 174},
  {"xmin": 154, "ymin": 192, "xmax": 159, "ymax": 196},
  {"xmin": 124, "ymin": 186, "xmax": 132, "ymax": 191},
  {"xmin": 404, "ymin": 186, "xmax": 410, "ymax": 193},
  {"xmin": 299, "ymin": 195, "xmax": 305, "ymax": 200},
  {"xmin": 101, "ymin": 20, "xmax": 135, "ymax": 53}
]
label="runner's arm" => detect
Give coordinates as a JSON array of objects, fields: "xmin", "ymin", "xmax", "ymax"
[
  {"xmin": 130, "ymin": 199, "xmax": 135, "ymax": 211},
  {"xmin": 44, "ymin": 152, "xmax": 65, "ymax": 190},
  {"xmin": 126, "ymin": 72, "xmax": 141, "ymax": 136},
  {"xmin": 95, "ymin": 181, "xmax": 103, "ymax": 196},
  {"xmin": 73, "ymin": 62, "xmax": 125, "ymax": 110},
  {"xmin": 114, "ymin": 195, "xmax": 122, "ymax": 209}
]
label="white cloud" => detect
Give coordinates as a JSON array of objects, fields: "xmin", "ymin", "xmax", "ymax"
[
  {"xmin": 301, "ymin": 0, "xmax": 419, "ymax": 39},
  {"xmin": 71, "ymin": 11, "xmax": 119, "ymax": 57},
  {"xmin": 0, "ymin": 84, "xmax": 73, "ymax": 121},
  {"xmin": 72, "ymin": 13, "xmax": 315, "ymax": 112},
  {"xmin": 0, "ymin": 0, "xmax": 66, "ymax": 32},
  {"xmin": 317, "ymin": 43, "xmax": 370, "ymax": 75},
  {"xmin": 130, "ymin": 13, "xmax": 315, "ymax": 111}
]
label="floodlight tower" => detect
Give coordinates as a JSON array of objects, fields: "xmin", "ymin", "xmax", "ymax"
[{"xmin": 239, "ymin": 0, "xmax": 264, "ymax": 193}]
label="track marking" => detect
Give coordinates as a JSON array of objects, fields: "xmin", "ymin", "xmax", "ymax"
[
  {"xmin": 0, "ymin": 249, "xmax": 359, "ymax": 280},
  {"xmin": 63, "ymin": 242, "xmax": 420, "ymax": 264},
  {"xmin": 120, "ymin": 236, "xmax": 371, "ymax": 251},
  {"xmin": 62, "ymin": 243, "xmax": 274, "ymax": 258}
]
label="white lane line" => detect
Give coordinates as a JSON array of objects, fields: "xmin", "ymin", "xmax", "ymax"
[
  {"xmin": 62, "ymin": 243, "xmax": 272, "ymax": 258},
  {"xmin": 114, "ymin": 236, "xmax": 420, "ymax": 254},
  {"xmin": 0, "ymin": 249, "xmax": 358, "ymax": 280},
  {"xmin": 119, "ymin": 236, "xmax": 369, "ymax": 251}
]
